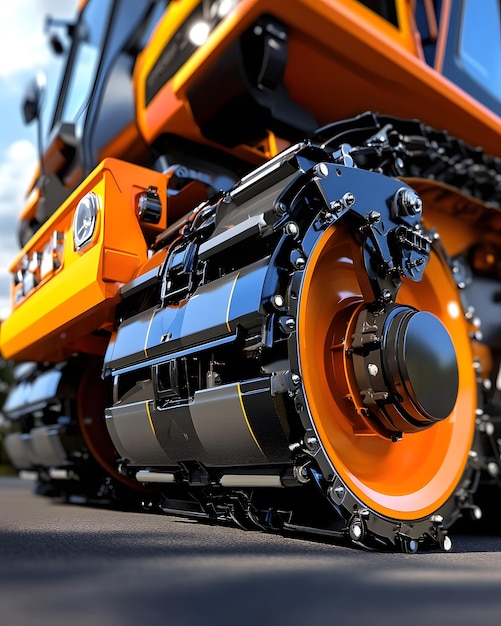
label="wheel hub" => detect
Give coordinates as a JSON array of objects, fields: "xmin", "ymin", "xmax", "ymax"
[{"xmin": 348, "ymin": 304, "xmax": 459, "ymax": 437}]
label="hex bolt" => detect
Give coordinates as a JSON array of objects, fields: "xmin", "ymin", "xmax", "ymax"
[
  {"xmin": 291, "ymin": 373, "xmax": 301, "ymax": 386},
  {"xmin": 441, "ymin": 535, "xmax": 453, "ymax": 552},
  {"xmin": 397, "ymin": 188, "xmax": 422, "ymax": 216},
  {"xmin": 330, "ymin": 200, "xmax": 343, "ymax": 213},
  {"xmin": 470, "ymin": 505, "xmax": 482, "ymax": 520},
  {"xmin": 314, "ymin": 163, "xmax": 329, "ymax": 178},
  {"xmin": 381, "ymin": 289, "xmax": 392, "ymax": 303},
  {"xmin": 305, "ymin": 435, "xmax": 318, "ymax": 446},
  {"xmin": 272, "ymin": 294, "xmax": 284, "ymax": 308},
  {"xmin": 487, "ymin": 461, "xmax": 499, "ymax": 477},
  {"xmin": 480, "ymin": 421, "xmax": 495, "ymax": 436},
  {"xmin": 406, "ymin": 538, "xmax": 418, "ymax": 553},
  {"xmin": 285, "ymin": 222, "xmax": 299, "ymax": 236},
  {"xmin": 279, "ymin": 316, "xmax": 296, "ymax": 333},
  {"xmin": 295, "ymin": 463, "xmax": 310, "ymax": 484},
  {"xmin": 342, "ymin": 192, "xmax": 355, "ymax": 207},
  {"xmin": 294, "ymin": 256, "xmax": 306, "ymax": 269},
  {"xmin": 349, "ymin": 520, "xmax": 363, "ymax": 541},
  {"xmin": 367, "ymin": 211, "xmax": 381, "ymax": 224},
  {"xmin": 328, "ymin": 484, "xmax": 345, "ymax": 503},
  {"xmin": 367, "ymin": 363, "xmax": 379, "ymax": 377},
  {"xmin": 465, "ymin": 306, "xmax": 475, "ymax": 320},
  {"xmin": 275, "ymin": 201, "xmax": 287, "ymax": 215}
]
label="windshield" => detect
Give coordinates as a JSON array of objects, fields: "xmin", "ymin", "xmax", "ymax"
[
  {"xmin": 459, "ymin": 0, "xmax": 501, "ymax": 101},
  {"xmin": 56, "ymin": 0, "xmax": 113, "ymax": 129}
]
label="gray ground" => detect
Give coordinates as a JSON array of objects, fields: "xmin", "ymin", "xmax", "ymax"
[{"xmin": 1, "ymin": 477, "xmax": 501, "ymax": 626}]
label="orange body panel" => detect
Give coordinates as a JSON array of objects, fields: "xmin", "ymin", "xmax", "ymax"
[
  {"xmin": 1, "ymin": 159, "xmax": 167, "ymax": 362},
  {"xmin": 135, "ymin": 0, "xmax": 501, "ymax": 161}
]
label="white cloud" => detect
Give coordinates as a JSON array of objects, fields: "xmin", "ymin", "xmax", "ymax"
[
  {"xmin": 0, "ymin": 140, "xmax": 38, "ymax": 319},
  {"xmin": 0, "ymin": 139, "xmax": 38, "ymax": 218},
  {"xmin": 0, "ymin": 0, "xmax": 77, "ymax": 89},
  {"xmin": 0, "ymin": 2, "xmax": 52, "ymax": 80}
]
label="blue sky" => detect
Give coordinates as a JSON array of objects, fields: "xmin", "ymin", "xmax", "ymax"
[{"xmin": 0, "ymin": 0, "xmax": 78, "ymax": 319}]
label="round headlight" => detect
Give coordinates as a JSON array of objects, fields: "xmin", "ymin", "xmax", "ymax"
[{"xmin": 73, "ymin": 192, "xmax": 100, "ymax": 250}]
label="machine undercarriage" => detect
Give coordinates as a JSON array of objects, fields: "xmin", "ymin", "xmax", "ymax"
[{"xmin": 5, "ymin": 113, "xmax": 501, "ymax": 551}]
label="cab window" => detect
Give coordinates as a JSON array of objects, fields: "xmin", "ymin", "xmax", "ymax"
[
  {"xmin": 459, "ymin": 0, "xmax": 501, "ymax": 101},
  {"xmin": 56, "ymin": 0, "xmax": 113, "ymax": 129},
  {"xmin": 442, "ymin": 0, "xmax": 501, "ymax": 118}
]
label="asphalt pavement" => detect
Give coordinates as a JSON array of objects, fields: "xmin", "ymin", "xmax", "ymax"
[{"xmin": 1, "ymin": 476, "xmax": 501, "ymax": 626}]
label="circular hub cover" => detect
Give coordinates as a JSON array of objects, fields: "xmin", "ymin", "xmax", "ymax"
[{"xmin": 391, "ymin": 310, "xmax": 459, "ymax": 422}]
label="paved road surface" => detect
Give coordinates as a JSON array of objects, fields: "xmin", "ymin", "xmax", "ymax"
[{"xmin": 1, "ymin": 477, "xmax": 501, "ymax": 626}]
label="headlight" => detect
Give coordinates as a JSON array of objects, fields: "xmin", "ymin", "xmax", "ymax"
[{"xmin": 73, "ymin": 192, "xmax": 100, "ymax": 250}]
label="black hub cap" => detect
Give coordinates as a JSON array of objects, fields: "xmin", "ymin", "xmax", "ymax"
[{"xmin": 351, "ymin": 305, "xmax": 459, "ymax": 436}]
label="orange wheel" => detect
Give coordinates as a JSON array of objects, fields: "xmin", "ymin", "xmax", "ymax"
[
  {"xmin": 297, "ymin": 220, "xmax": 476, "ymax": 522},
  {"xmin": 77, "ymin": 357, "xmax": 151, "ymax": 494}
]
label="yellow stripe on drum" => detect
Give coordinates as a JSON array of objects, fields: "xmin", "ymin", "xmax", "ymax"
[
  {"xmin": 145, "ymin": 401, "xmax": 157, "ymax": 437},
  {"xmin": 237, "ymin": 382, "xmax": 264, "ymax": 454}
]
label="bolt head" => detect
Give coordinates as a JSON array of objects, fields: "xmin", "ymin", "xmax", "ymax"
[
  {"xmin": 483, "ymin": 379, "xmax": 492, "ymax": 391},
  {"xmin": 315, "ymin": 163, "xmax": 329, "ymax": 177},
  {"xmin": 471, "ymin": 506, "xmax": 482, "ymax": 520},
  {"xmin": 441, "ymin": 535, "xmax": 452, "ymax": 551},
  {"xmin": 381, "ymin": 289, "xmax": 392, "ymax": 302},
  {"xmin": 305, "ymin": 435, "xmax": 318, "ymax": 447},
  {"xmin": 407, "ymin": 539, "xmax": 418, "ymax": 553},
  {"xmin": 487, "ymin": 461, "xmax": 499, "ymax": 477},
  {"xmin": 291, "ymin": 373, "xmax": 301, "ymax": 386},
  {"xmin": 342, "ymin": 192, "xmax": 355, "ymax": 207},
  {"xmin": 398, "ymin": 189, "xmax": 422, "ymax": 215},
  {"xmin": 349, "ymin": 521, "xmax": 363, "ymax": 541},
  {"xmin": 367, "ymin": 210, "xmax": 381, "ymax": 223},
  {"xmin": 367, "ymin": 363, "xmax": 379, "ymax": 377}
]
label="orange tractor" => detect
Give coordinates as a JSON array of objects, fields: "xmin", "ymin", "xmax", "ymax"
[{"xmin": 2, "ymin": 0, "xmax": 501, "ymax": 551}]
